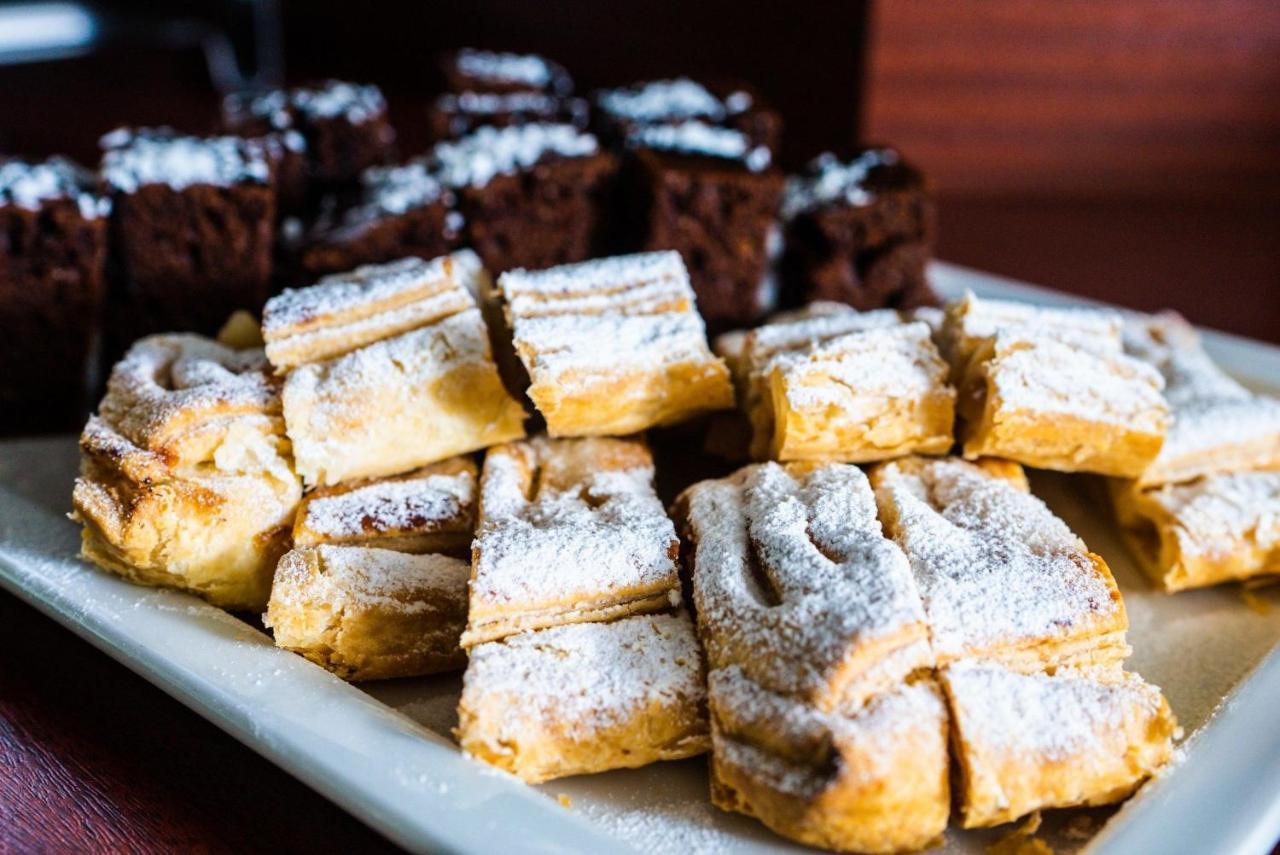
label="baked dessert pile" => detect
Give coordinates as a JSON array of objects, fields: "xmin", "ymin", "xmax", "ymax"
[{"xmin": 676, "ymin": 457, "xmax": 1174, "ymax": 851}]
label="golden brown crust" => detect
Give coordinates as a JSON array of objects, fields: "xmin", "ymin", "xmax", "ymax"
[{"xmin": 264, "ymin": 545, "xmax": 469, "ymax": 681}]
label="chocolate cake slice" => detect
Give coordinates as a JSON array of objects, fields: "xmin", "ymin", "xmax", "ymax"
[{"xmin": 780, "ymin": 147, "xmax": 936, "ymax": 311}]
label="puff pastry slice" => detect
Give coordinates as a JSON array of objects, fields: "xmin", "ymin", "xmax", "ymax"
[
  {"xmin": 943, "ymin": 293, "xmax": 1168, "ymax": 477},
  {"xmin": 871, "ymin": 456, "xmax": 1129, "ymax": 671},
  {"xmin": 675, "ymin": 461, "xmax": 931, "ymax": 713},
  {"xmin": 462, "ymin": 435, "xmax": 681, "ymax": 647},
  {"xmin": 71, "ymin": 334, "xmax": 301, "ymax": 610},
  {"xmin": 941, "ymin": 661, "xmax": 1177, "ymax": 828},
  {"xmin": 1110, "ymin": 471, "xmax": 1280, "ymax": 591},
  {"xmin": 267, "ymin": 253, "xmax": 527, "ymax": 486},
  {"xmin": 1124, "ymin": 312, "xmax": 1280, "ymax": 487},
  {"xmin": 709, "ymin": 667, "xmax": 950, "ymax": 855},
  {"xmin": 456, "ymin": 610, "xmax": 709, "ymax": 783},
  {"xmin": 264, "ymin": 544, "xmax": 469, "ymax": 680},
  {"xmin": 292, "ymin": 456, "xmax": 476, "ymax": 556},
  {"xmin": 497, "ymin": 251, "xmax": 734, "ymax": 436}
]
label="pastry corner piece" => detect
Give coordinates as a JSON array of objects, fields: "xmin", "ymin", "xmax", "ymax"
[
  {"xmin": 709, "ymin": 668, "xmax": 950, "ymax": 855},
  {"xmin": 71, "ymin": 334, "xmax": 301, "ymax": 610},
  {"xmin": 264, "ymin": 544, "xmax": 469, "ymax": 681},
  {"xmin": 497, "ymin": 250, "xmax": 734, "ymax": 436},
  {"xmin": 871, "ymin": 456, "xmax": 1130, "ymax": 671},
  {"xmin": 264, "ymin": 251, "xmax": 526, "ymax": 486},
  {"xmin": 456, "ymin": 611, "xmax": 709, "ymax": 783},
  {"xmin": 942, "ymin": 292, "xmax": 1169, "ymax": 477},
  {"xmin": 462, "ymin": 434, "xmax": 681, "ymax": 647},
  {"xmin": 942, "ymin": 662, "xmax": 1177, "ymax": 828},
  {"xmin": 292, "ymin": 455, "xmax": 477, "ymax": 557},
  {"xmin": 1109, "ymin": 472, "xmax": 1280, "ymax": 592}
]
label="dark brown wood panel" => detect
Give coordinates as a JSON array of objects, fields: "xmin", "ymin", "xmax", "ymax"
[{"xmin": 865, "ymin": 0, "xmax": 1280, "ymax": 197}]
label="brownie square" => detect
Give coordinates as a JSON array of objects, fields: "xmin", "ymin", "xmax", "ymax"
[
  {"xmin": 300, "ymin": 160, "xmax": 463, "ymax": 277},
  {"xmin": 223, "ymin": 81, "xmax": 396, "ymax": 189},
  {"xmin": 428, "ymin": 91, "xmax": 589, "ymax": 141},
  {"xmin": 100, "ymin": 128, "xmax": 277, "ymax": 353},
  {"xmin": 439, "ymin": 48, "xmax": 573, "ymax": 96},
  {"xmin": 780, "ymin": 148, "xmax": 937, "ymax": 311},
  {"xmin": 594, "ymin": 78, "xmax": 782, "ymax": 154},
  {"xmin": 621, "ymin": 123, "xmax": 783, "ymax": 331},
  {"xmin": 430, "ymin": 124, "xmax": 617, "ymax": 273},
  {"xmin": 0, "ymin": 157, "xmax": 109, "ymax": 432}
]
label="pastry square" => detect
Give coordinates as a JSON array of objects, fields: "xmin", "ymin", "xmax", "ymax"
[
  {"xmin": 0, "ymin": 157, "xmax": 109, "ymax": 432},
  {"xmin": 730, "ymin": 303, "xmax": 902, "ymax": 460},
  {"xmin": 456, "ymin": 611, "xmax": 709, "ymax": 783},
  {"xmin": 621, "ymin": 122, "xmax": 783, "ymax": 330},
  {"xmin": 292, "ymin": 456, "xmax": 477, "ymax": 556},
  {"xmin": 709, "ymin": 667, "xmax": 950, "ymax": 854},
  {"xmin": 71, "ymin": 335, "xmax": 301, "ymax": 610},
  {"xmin": 871, "ymin": 456, "xmax": 1129, "ymax": 670},
  {"xmin": 265, "ymin": 545, "xmax": 468, "ymax": 680},
  {"xmin": 462, "ymin": 435, "xmax": 681, "ymax": 646},
  {"xmin": 780, "ymin": 147, "xmax": 936, "ymax": 311},
  {"xmin": 264, "ymin": 252, "xmax": 526, "ymax": 486},
  {"xmin": 943, "ymin": 293, "xmax": 1169, "ymax": 477},
  {"xmin": 942, "ymin": 662, "xmax": 1177, "ymax": 828},
  {"xmin": 498, "ymin": 251, "xmax": 734, "ymax": 436},
  {"xmin": 675, "ymin": 461, "xmax": 932, "ymax": 712},
  {"xmin": 765, "ymin": 321, "xmax": 955, "ymax": 462},
  {"xmin": 1124, "ymin": 312, "xmax": 1280, "ymax": 487},
  {"xmin": 1110, "ymin": 471, "xmax": 1280, "ymax": 592}
]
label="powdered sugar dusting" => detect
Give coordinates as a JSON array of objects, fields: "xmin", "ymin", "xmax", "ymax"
[
  {"xmin": 469, "ymin": 437, "xmax": 680, "ymax": 621},
  {"xmin": 1140, "ymin": 471, "xmax": 1280, "ymax": 562},
  {"xmin": 298, "ymin": 465, "xmax": 475, "ymax": 542},
  {"xmin": 271, "ymin": 544, "xmax": 469, "ymax": 614},
  {"xmin": 0, "ymin": 157, "xmax": 110, "ymax": 218},
  {"xmin": 874, "ymin": 457, "xmax": 1125, "ymax": 665},
  {"xmin": 454, "ymin": 48, "xmax": 570, "ymax": 94},
  {"xmin": 781, "ymin": 148, "xmax": 903, "ymax": 218},
  {"xmin": 429, "ymin": 123, "xmax": 599, "ymax": 189},
  {"xmin": 100, "ymin": 128, "xmax": 271, "ymax": 193},
  {"xmin": 228, "ymin": 81, "xmax": 388, "ymax": 128},
  {"xmin": 597, "ymin": 78, "xmax": 727, "ymax": 123},
  {"xmin": 680, "ymin": 462, "xmax": 930, "ymax": 708},
  {"xmin": 628, "ymin": 121, "xmax": 771, "ymax": 172}
]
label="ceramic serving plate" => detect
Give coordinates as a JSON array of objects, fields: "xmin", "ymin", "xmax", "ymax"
[{"xmin": 2, "ymin": 262, "xmax": 1279, "ymax": 855}]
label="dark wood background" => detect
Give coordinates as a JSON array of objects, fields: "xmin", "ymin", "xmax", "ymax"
[{"xmin": 1, "ymin": 1, "xmax": 1278, "ymax": 851}]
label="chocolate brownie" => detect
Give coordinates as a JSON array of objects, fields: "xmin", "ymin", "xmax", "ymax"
[
  {"xmin": 620, "ymin": 122, "xmax": 783, "ymax": 330},
  {"xmin": 780, "ymin": 148, "xmax": 937, "ymax": 311},
  {"xmin": 100, "ymin": 128, "xmax": 277, "ymax": 355},
  {"xmin": 222, "ymin": 81, "xmax": 396, "ymax": 189},
  {"xmin": 594, "ymin": 78, "xmax": 782, "ymax": 154},
  {"xmin": 0, "ymin": 157, "xmax": 109, "ymax": 432},
  {"xmin": 427, "ymin": 91, "xmax": 590, "ymax": 141},
  {"xmin": 439, "ymin": 48, "xmax": 573, "ymax": 96},
  {"xmin": 300, "ymin": 159, "xmax": 463, "ymax": 277},
  {"xmin": 429, "ymin": 123, "xmax": 616, "ymax": 273}
]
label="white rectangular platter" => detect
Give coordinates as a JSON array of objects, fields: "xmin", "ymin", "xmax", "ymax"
[{"xmin": 2, "ymin": 261, "xmax": 1279, "ymax": 855}]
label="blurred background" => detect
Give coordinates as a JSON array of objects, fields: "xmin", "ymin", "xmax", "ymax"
[{"xmin": 0, "ymin": 0, "xmax": 1276, "ymax": 342}]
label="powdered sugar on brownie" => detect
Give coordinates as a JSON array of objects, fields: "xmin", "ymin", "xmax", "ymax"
[
  {"xmin": 628, "ymin": 121, "xmax": 771, "ymax": 172},
  {"xmin": 0, "ymin": 157, "xmax": 110, "ymax": 218},
  {"xmin": 231, "ymin": 81, "xmax": 388, "ymax": 128},
  {"xmin": 681, "ymin": 462, "xmax": 931, "ymax": 708},
  {"xmin": 429, "ymin": 123, "xmax": 599, "ymax": 189},
  {"xmin": 100, "ymin": 128, "xmax": 272, "ymax": 192},
  {"xmin": 874, "ymin": 457, "xmax": 1126, "ymax": 665},
  {"xmin": 597, "ymin": 78, "xmax": 728, "ymax": 123},
  {"xmin": 454, "ymin": 48, "xmax": 569, "ymax": 93},
  {"xmin": 781, "ymin": 148, "xmax": 902, "ymax": 218}
]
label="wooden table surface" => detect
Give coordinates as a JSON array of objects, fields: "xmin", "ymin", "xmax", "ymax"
[{"xmin": 3, "ymin": 198, "xmax": 1277, "ymax": 853}]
